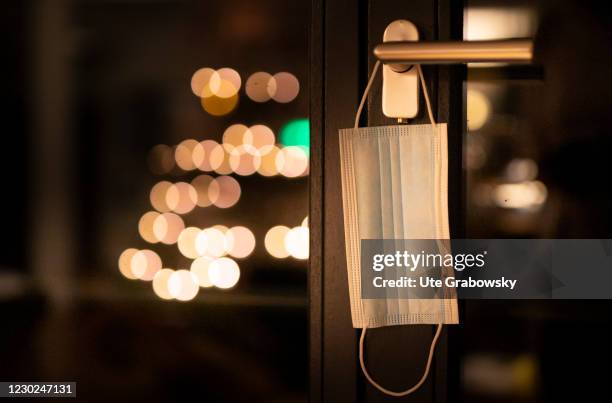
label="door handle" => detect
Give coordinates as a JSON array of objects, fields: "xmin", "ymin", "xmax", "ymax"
[{"xmin": 374, "ymin": 39, "xmax": 533, "ymax": 71}]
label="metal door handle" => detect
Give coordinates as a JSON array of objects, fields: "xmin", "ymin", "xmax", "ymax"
[{"xmin": 374, "ymin": 39, "xmax": 533, "ymax": 70}]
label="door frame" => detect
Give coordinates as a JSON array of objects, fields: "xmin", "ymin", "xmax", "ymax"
[{"xmin": 309, "ymin": 0, "xmax": 465, "ymax": 402}]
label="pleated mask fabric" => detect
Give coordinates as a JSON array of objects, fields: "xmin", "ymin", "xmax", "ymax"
[{"xmin": 339, "ymin": 123, "xmax": 458, "ymax": 328}]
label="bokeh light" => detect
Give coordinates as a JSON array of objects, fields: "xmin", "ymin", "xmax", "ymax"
[
  {"xmin": 271, "ymin": 72, "xmax": 300, "ymax": 103},
  {"xmin": 265, "ymin": 225, "xmax": 291, "ymax": 258},
  {"xmin": 285, "ymin": 226, "xmax": 309, "ymax": 260},
  {"xmin": 152, "ymin": 268, "xmax": 175, "ymax": 300},
  {"xmin": 138, "ymin": 211, "xmax": 160, "ymax": 244},
  {"xmin": 246, "ymin": 72, "xmax": 275, "ymax": 102},
  {"xmin": 197, "ymin": 227, "xmax": 227, "ymax": 257},
  {"xmin": 208, "ymin": 257, "xmax": 241, "ymax": 289},
  {"xmin": 213, "ymin": 175, "xmax": 241, "ymax": 208},
  {"xmin": 229, "ymin": 144, "xmax": 261, "ymax": 176},
  {"xmin": 257, "ymin": 145, "xmax": 281, "ymax": 177},
  {"xmin": 209, "ymin": 144, "xmax": 233, "ymax": 175},
  {"xmin": 175, "ymin": 139, "xmax": 199, "ymax": 171},
  {"xmin": 213, "ymin": 225, "xmax": 229, "ymax": 233},
  {"xmin": 244, "ymin": 125, "xmax": 275, "ymax": 153},
  {"xmin": 222, "ymin": 124, "xmax": 249, "ymax": 152},
  {"xmin": 493, "ymin": 181, "xmax": 547, "ymax": 209},
  {"xmin": 177, "ymin": 227, "xmax": 201, "ymax": 259},
  {"xmin": 216, "ymin": 67, "xmax": 242, "ymax": 97},
  {"xmin": 152, "ymin": 212, "xmax": 184, "ymax": 244},
  {"xmin": 150, "ymin": 181, "xmax": 173, "ymax": 212},
  {"xmin": 226, "ymin": 226, "xmax": 256, "ymax": 259},
  {"xmin": 467, "ymin": 89, "xmax": 491, "ymax": 131},
  {"xmin": 168, "ymin": 270, "xmax": 199, "ymax": 301},
  {"xmin": 505, "ymin": 158, "xmax": 538, "ymax": 182},
  {"xmin": 276, "ymin": 146, "xmax": 309, "ymax": 178},
  {"xmin": 191, "ymin": 67, "xmax": 241, "ymax": 98},
  {"xmin": 131, "ymin": 249, "xmax": 162, "ymax": 281},
  {"xmin": 148, "ymin": 144, "xmax": 175, "ymax": 175},
  {"xmin": 190, "ymin": 256, "xmax": 214, "ymax": 288},
  {"xmin": 201, "ymin": 86, "xmax": 238, "ymax": 116},
  {"xmin": 191, "ymin": 174, "xmax": 219, "ymax": 207},
  {"xmin": 165, "ymin": 182, "xmax": 198, "ymax": 215},
  {"xmin": 118, "ymin": 248, "xmax": 139, "ymax": 279},
  {"xmin": 191, "ymin": 67, "xmax": 217, "ymax": 96},
  {"xmin": 279, "ymin": 119, "xmax": 310, "ymax": 150},
  {"xmin": 192, "ymin": 140, "xmax": 219, "ymax": 172}
]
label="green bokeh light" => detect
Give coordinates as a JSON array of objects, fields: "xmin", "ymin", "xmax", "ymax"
[{"xmin": 279, "ymin": 119, "xmax": 310, "ymax": 152}]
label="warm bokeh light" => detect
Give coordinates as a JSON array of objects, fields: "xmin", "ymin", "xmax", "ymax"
[
  {"xmin": 465, "ymin": 7, "xmax": 536, "ymax": 41},
  {"xmin": 265, "ymin": 225, "xmax": 291, "ymax": 258},
  {"xmin": 257, "ymin": 145, "xmax": 281, "ymax": 176},
  {"xmin": 216, "ymin": 67, "xmax": 242, "ymax": 97},
  {"xmin": 168, "ymin": 270, "xmax": 199, "ymax": 301},
  {"xmin": 246, "ymin": 72, "xmax": 275, "ymax": 102},
  {"xmin": 244, "ymin": 124, "xmax": 275, "ymax": 153},
  {"xmin": 121, "ymin": 66, "xmax": 310, "ymax": 301},
  {"xmin": 226, "ymin": 226, "xmax": 256, "ymax": 259},
  {"xmin": 229, "ymin": 144, "xmax": 261, "ymax": 176},
  {"xmin": 177, "ymin": 227, "xmax": 201, "ymax": 259},
  {"xmin": 191, "ymin": 67, "xmax": 217, "ymax": 97},
  {"xmin": 175, "ymin": 139, "xmax": 199, "ymax": 171},
  {"xmin": 209, "ymin": 144, "xmax": 233, "ymax": 175},
  {"xmin": 276, "ymin": 146, "xmax": 309, "ymax": 178},
  {"xmin": 222, "ymin": 124, "xmax": 249, "ymax": 152},
  {"xmin": 131, "ymin": 249, "xmax": 162, "ymax": 281},
  {"xmin": 152, "ymin": 212, "xmax": 184, "ymax": 244},
  {"xmin": 197, "ymin": 227, "xmax": 227, "ymax": 257},
  {"xmin": 201, "ymin": 86, "xmax": 238, "ymax": 116},
  {"xmin": 150, "ymin": 181, "xmax": 173, "ymax": 212},
  {"xmin": 152, "ymin": 268, "xmax": 175, "ymax": 300},
  {"xmin": 191, "ymin": 174, "xmax": 219, "ymax": 207},
  {"xmin": 213, "ymin": 175, "xmax": 241, "ymax": 208},
  {"xmin": 271, "ymin": 72, "xmax": 300, "ymax": 103},
  {"xmin": 285, "ymin": 226, "xmax": 309, "ymax": 260},
  {"xmin": 165, "ymin": 182, "xmax": 198, "ymax": 215},
  {"xmin": 190, "ymin": 256, "xmax": 214, "ymax": 288},
  {"xmin": 192, "ymin": 139, "xmax": 219, "ymax": 172},
  {"xmin": 138, "ymin": 211, "xmax": 160, "ymax": 244},
  {"xmin": 467, "ymin": 89, "xmax": 491, "ymax": 131},
  {"xmin": 208, "ymin": 257, "xmax": 240, "ymax": 289},
  {"xmin": 493, "ymin": 181, "xmax": 548, "ymax": 210},
  {"xmin": 505, "ymin": 158, "xmax": 538, "ymax": 182},
  {"xmin": 148, "ymin": 144, "xmax": 175, "ymax": 175},
  {"xmin": 118, "ymin": 248, "xmax": 139, "ymax": 279},
  {"xmin": 280, "ymin": 118, "xmax": 310, "ymax": 150},
  {"xmin": 212, "ymin": 225, "xmax": 229, "ymax": 233}
]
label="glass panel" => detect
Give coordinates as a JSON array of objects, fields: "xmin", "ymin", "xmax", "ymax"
[
  {"xmin": 464, "ymin": 2, "xmax": 612, "ymax": 403},
  {"xmin": 1, "ymin": 1, "xmax": 309, "ymax": 401}
]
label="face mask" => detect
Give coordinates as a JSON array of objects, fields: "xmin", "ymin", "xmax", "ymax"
[{"xmin": 339, "ymin": 61, "xmax": 459, "ymax": 397}]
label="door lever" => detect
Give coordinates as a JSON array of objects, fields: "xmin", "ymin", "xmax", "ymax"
[{"xmin": 375, "ymin": 38, "xmax": 533, "ymax": 68}]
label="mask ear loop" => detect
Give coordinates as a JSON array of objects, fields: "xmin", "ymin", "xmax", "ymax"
[
  {"xmin": 360, "ymin": 323, "xmax": 444, "ymax": 397},
  {"xmin": 354, "ymin": 61, "xmax": 442, "ymax": 397}
]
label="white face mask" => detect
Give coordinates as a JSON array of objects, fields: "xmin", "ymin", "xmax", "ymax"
[{"xmin": 339, "ymin": 62, "xmax": 459, "ymax": 397}]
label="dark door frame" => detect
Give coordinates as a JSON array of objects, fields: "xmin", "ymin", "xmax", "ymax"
[{"xmin": 309, "ymin": 0, "xmax": 465, "ymax": 402}]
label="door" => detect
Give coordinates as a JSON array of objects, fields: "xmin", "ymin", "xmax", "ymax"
[
  {"xmin": 309, "ymin": 0, "xmax": 612, "ymax": 402},
  {"xmin": 310, "ymin": 1, "xmax": 464, "ymax": 402}
]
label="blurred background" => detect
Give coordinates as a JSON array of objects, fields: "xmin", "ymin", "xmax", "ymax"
[
  {"xmin": 461, "ymin": 0, "xmax": 612, "ymax": 402},
  {"xmin": 1, "ymin": 0, "xmax": 309, "ymax": 402}
]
